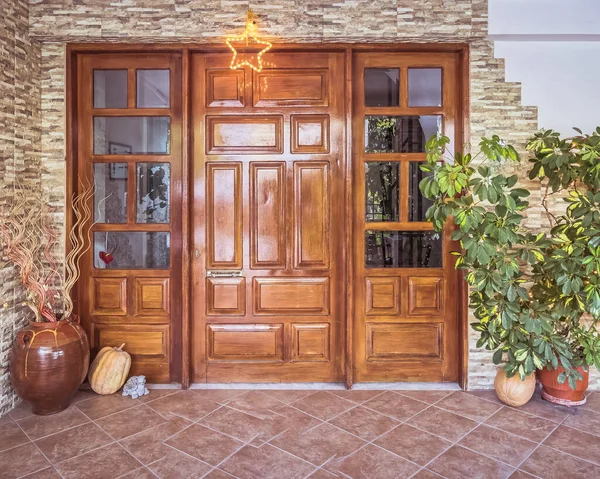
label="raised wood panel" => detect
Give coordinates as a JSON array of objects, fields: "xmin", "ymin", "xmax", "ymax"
[
  {"xmin": 94, "ymin": 324, "xmax": 169, "ymax": 359},
  {"xmin": 250, "ymin": 163, "xmax": 286, "ymax": 269},
  {"xmin": 253, "ymin": 69, "xmax": 328, "ymax": 107},
  {"xmin": 206, "ymin": 162, "xmax": 242, "ymax": 269},
  {"xmin": 135, "ymin": 277, "xmax": 170, "ymax": 317},
  {"xmin": 291, "ymin": 115, "xmax": 330, "ymax": 154},
  {"xmin": 206, "ymin": 277, "xmax": 246, "ymax": 316},
  {"xmin": 254, "ymin": 277, "xmax": 330, "ymax": 315},
  {"xmin": 294, "ymin": 162, "xmax": 330, "ymax": 269},
  {"xmin": 291, "ymin": 323, "xmax": 330, "ymax": 362},
  {"xmin": 92, "ymin": 277, "xmax": 127, "ymax": 316},
  {"xmin": 408, "ymin": 277, "xmax": 444, "ymax": 316},
  {"xmin": 206, "ymin": 115, "xmax": 283, "ymax": 154},
  {"xmin": 207, "ymin": 324, "xmax": 283, "ymax": 361},
  {"xmin": 366, "ymin": 323, "xmax": 443, "ymax": 360},
  {"xmin": 206, "ymin": 69, "xmax": 244, "ymax": 107},
  {"xmin": 366, "ymin": 277, "xmax": 400, "ymax": 316}
]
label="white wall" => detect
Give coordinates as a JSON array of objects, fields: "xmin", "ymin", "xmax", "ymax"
[{"xmin": 488, "ymin": 0, "xmax": 600, "ymax": 135}]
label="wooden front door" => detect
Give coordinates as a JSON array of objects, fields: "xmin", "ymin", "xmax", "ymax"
[
  {"xmin": 191, "ymin": 52, "xmax": 346, "ymax": 383},
  {"xmin": 352, "ymin": 52, "xmax": 461, "ymax": 382}
]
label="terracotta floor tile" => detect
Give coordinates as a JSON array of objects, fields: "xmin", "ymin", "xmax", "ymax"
[
  {"xmin": 221, "ymin": 444, "xmax": 316, "ymax": 479},
  {"xmin": 508, "ymin": 470, "xmax": 538, "ymax": 479},
  {"xmin": 21, "ymin": 467, "xmax": 63, "ymax": 479},
  {"xmin": 190, "ymin": 389, "xmax": 249, "ymax": 404},
  {"xmin": 34, "ymin": 422, "xmax": 112, "ymax": 464},
  {"xmin": 396, "ymin": 390, "xmax": 453, "ymax": 404},
  {"xmin": 0, "ymin": 421, "xmax": 30, "ymax": 452},
  {"xmin": 436, "ymin": 392, "xmax": 502, "ymax": 422},
  {"xmin": 166, "ymin": 423, "xmax": 244, "ymax": 465},
  {"xmin": 147, "ymin": 447, "xmax": 212, "ymax": 479},
  {"xmin": 202, "ymin": 468, "xmax": 238, "ymax": 479},
  {"xmin": 328, "ymin": 390, "xmax": 384, "ymax": 404},
  {"xmin": 225, "ymin": 391, "xmax": 287, "ymax": 419},
  {"xmin": 148, "ymin": 390, "xmax": 220, "ymax": 421},
  {"xmin": 0, "ymin": 442, "xmax": 50, "ymax": 479},
  {"xmin": 332, "ymin": 444, "xmax": 419, "ymax": 479},
  {"xmin": 75, "ymin": 393, "xmax": 138, "ymax": 420},
  {"xmin": 407, "ymin": 406, "xmax": 478, "ymax": 442},
  {"xmin": 96, "ymin": 404, "xmax": 166, "ymax": 440},
  {"xmin": 428, "ymin": 445, "xmax": 514, "ymax": 479},
  {"xmin": 374, "ymin": 423, "xmax": 452, "ymax": 465},
  {"xmin": 521, "ymin": 445, "xmax": 600, "ymax": 479},
  {"xmin": 139, "ymin": 389, "xmax": 181, "ymax": 403},
  {"xmin": 117, "ymin": 467, "xmax": 158, "ymax": 479},
  {"xmin": 485, "ymin": 407, "xmax": 556, "ymax": 442},
  {"xmin": 510, "ymin": 391, "xmax": 570, "ymax": 423},
  {"xmin": 329, "ymin": 406, "xmax": 399, "ymax": 441},
  {"xmin": 0, "ymin": 414, "xmax": 12, "ymax": 426},
  {"xmin": 8, "ymin": 401, "xmax": 34, "ymax": 420},
  {"xmin": 581, "ymin": 391, "xmax": 600, "ymax": 413},
  {"xmin": 362, "ymin": 391, "xmax": 428, "ymax": 421},
  {"xmin": 54, "ymin": 443, "xmax": 141, "ymax": 479},
  {"xmin": 459, "ymin": 424, "xmax": 537, "ymax": 466},
  {"xmin": 120, "ymin": 416, "xmax": 192, "ymax": 465},
  {"xmin": 17, "ymin": 406, "xmax": 88, "ymax": 440},
  {"xmin": 271, "ymin": 423, "xmax": 366, "ymax": 466},
  {"xmin": 563, "ymin": 406, "xmax": 600, "ymax": 437},
  {"xmin": 464, "ymin": 389, "xmax": 505, "ymax": 405},
  {"xmin": 70, "ymin": 389, "xmax": 98, "ymax": 404},
  {"xmin": 262, "ymin": 390, "xmax": 317, "ymax": 404},
  {"xmin": 199, "ymin": 405, "xmax": 285, "ymax": 444},
  {"xmin": 307, "ymin": 469, "xmax": 340, "ymax": 478},
  {"xmin": 290, "ymin": 391, "xmax": 356, "ymax": 421},
  {"xmin": 411, "ymin": 470, "xmax": 444, "ymax": 479},
  {"xmin": 544, "ymin": 425, "xmax": 600, "ymax": 464}
]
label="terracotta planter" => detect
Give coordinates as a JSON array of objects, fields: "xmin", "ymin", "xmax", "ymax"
[
  {"xmin": 537, "ymin": 365, "xmax": 589, "ymax": 406},
  {"xmin": 10, "ymin": 319, "xmax": 90, "ymax": 415}
]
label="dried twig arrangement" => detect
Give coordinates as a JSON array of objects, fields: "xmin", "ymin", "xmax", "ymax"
[{"xmin": 0, "ymin": 181, "xmax": 100, "ymax": 322}]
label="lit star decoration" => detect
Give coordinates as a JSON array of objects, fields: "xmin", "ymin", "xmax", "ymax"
[{"xmin": 226, "ymin": 9, "xmax": 272, "ymax": 73}]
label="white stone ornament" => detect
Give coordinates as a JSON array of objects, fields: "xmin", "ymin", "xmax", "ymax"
[{"xmin": 122, "ymin": 375, "xmax": 150, "ymax": 399}]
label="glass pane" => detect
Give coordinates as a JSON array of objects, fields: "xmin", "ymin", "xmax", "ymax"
[
  {"xmin": 93, "ymin": 70, "xmax": 127, "ymax": 109},
  {"xmin": 409, "ymin": 162, "xmax": 435, "ymax": 222},
  {"xmin": 365, "ymin": 115, "xmax": 442, "ymax": 153},
  {"xmin": 94, "ymin": 117, "xmax": 171, "ymax": 155},
  {"xmin": 137, "ymin": 70, "xmax": 170, "ymax": 108},
  {"xmin": 408, "ymin": 68, "xmax": 442, "ymax": 107},
  {"xmin": 364, "ymin": 68, "xmax": 399, "ymax": 107},
  {"xmin": 93, "ymin": 163, "xmax": 127, "ymax": 223},
  {"xmin": 365, "ymin": 162, "xmax": 399, "ymax": 222},
  {"xmin": 137, "ymin": 163, "xmax": 170, "ymax": 224},
  {"xmin": 365, "ymin": 231, "xmax": 442, "ymax": 268},
  {"xmin": 94, "ymin": 232, "xmax": 170, "ymax": 269}
]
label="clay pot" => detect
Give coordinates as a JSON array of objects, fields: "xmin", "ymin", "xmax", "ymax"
[
  {"xmin": 10, "ymin": 319, "xmax": 90, "ymax": 415},
  {"xmin": 537, "ymin": 365, "xmax": 589, "ymax": 406},
  {"xmin": 494, "ymin": 368, "xmax": 536, "ymax": 407}
]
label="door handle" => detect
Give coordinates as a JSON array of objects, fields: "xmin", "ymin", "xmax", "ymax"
[{"xmin": 206, "ymin": 270, "xmax": 243, "ymax": 278}]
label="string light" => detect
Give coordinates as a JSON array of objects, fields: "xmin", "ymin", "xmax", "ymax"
[{"xmin": 226, "ymin": 9, "xmax": 272, "ymax": 73}]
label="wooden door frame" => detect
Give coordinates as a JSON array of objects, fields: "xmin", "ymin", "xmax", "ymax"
[{"xmin": 65, "ymin": 42, "xmax": 470, "ymax": 390}]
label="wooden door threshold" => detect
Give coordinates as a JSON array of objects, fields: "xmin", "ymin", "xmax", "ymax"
[
  {"xmin": 351, "ymin": 383, "xmax": 461, "ymax": 391},
  {"xmin": 191, "ymin": 383, "xmax": 347, "ymax": 390}
]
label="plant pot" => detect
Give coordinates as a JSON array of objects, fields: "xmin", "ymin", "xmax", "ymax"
[
  {"xmin": 537, "ymin": 365, "xmax": 589, "ymax": 406},
  {"xmin": 10, "ymin": 319, "xmax": 90, "ymax": 415},
  {"xmin": 494, "ymin": 368, "xmax": 536, "ymax": 407}
]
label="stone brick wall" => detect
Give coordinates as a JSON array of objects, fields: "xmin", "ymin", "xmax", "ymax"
[
  {"xmin": 12, "ymin": 0, "xmax": 574, "ymax": 391},
  {"xmin": 0, "ymin": 0, "xmax": 42, "ymax": 415}
]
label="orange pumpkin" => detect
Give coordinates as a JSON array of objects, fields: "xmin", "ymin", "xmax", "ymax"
[{"xmin": 494, "ymin": 368, "xmax": 536, "ymax": 407}]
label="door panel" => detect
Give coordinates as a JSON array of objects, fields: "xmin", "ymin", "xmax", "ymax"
[
  {"xmin": 353, "ymin": 52, "xmax": 460, "ymax": 383},
  {"xmin": 191, "ymin": 52, "xmax": 346, "ymax": 383},
  {"xmin": 77, "ymin": 54, "xmax": 182, "ymax": 383}
]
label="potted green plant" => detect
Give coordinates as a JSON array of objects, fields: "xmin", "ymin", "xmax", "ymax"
[{"xmin": 419, "ymin": 128, "xmax": 600, "ymax": 406}]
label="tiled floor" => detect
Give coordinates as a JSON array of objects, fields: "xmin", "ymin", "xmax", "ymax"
[{"xmin": 1, "ymin": 387, "xmax": 599, "ymax": 479}]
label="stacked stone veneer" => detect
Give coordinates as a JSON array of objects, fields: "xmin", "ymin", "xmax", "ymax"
[
  {"xmin": 0, "ymin": 0, "xmax": 584, "ymax": 403},
  {"xmin": 0, "ymin": 0, "xmax": 42, "ymax": 415}
]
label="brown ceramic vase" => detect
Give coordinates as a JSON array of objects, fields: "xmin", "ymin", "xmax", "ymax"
[
  {"xmin": 10, "ymin": 319, "xmax": 90, "ymax": 415},
  {"xmin": 537, "ymin": 365, "xmax": 589, "ymax": 406}
]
